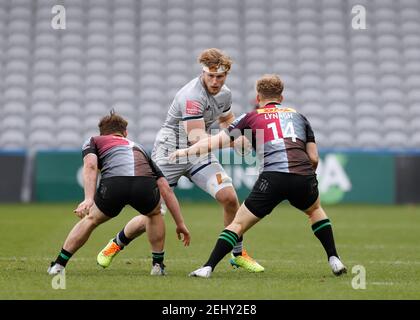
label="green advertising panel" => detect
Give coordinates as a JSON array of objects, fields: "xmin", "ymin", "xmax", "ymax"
[
  {"xmin": 35, "ymin": 151, "xmax": 83, "ymax": 201},
  {"xmin": 34, "ymin": 150, "xmax": 395, "ymax": 204},
  {"xmin": 316, "ymin": 153, "xmax": 395, "ymax": 204}
]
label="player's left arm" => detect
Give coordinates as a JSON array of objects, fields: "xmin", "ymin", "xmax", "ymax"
[{"xmin": 218, "ymin": 110, "xmax": 235, "ymax": 129}]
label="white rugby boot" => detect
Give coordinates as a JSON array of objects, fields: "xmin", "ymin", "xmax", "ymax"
[
  {"xmin": 47, "ymin": 262, "xmax": 65, "ymax": 275},
  {"xmin": 150, "ymin": 263, "xmax": 166, "ymax": 276},
  {"xmin": 329, "ymin": 256, "xmax": 347, "ymax": 276},
  {"xmin": 188, "ymin": 266, "xmax": 212, "ymax": 278}
]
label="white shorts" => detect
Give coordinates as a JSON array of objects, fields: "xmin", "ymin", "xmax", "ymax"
[{"xmin": 152, "ymin": 144, "xmax": 233, "ymax": 198}]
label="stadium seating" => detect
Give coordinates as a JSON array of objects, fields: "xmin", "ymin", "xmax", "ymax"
[{"xmin": 0, "ymin": 0, "xmax": 419, "ymax": 150}]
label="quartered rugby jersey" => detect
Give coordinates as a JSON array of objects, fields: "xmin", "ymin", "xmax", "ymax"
[
  {"xmin": 227, "ymin": 103, "xmax": 316, "ymax": 175},
  {"xmin": 157, "ymin": 76, "xmax": 232, "ymax": 148},
  {"xmin": 82, "ymin": 134, "xmax": 164, "ymax": 179}
]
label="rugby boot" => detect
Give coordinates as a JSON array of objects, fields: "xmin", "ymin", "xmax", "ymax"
[
  {"xmin": 329, "ymin": 256, "xmax": 347, "ymax": 276},
  {"xmin": 97, "ymin": 239, "xmax": 122, "ymax": 268},
  {"xmin": 229, "ymin": 249, "xmax": 264, "ymax": 273},
  {"xmin": 189, "ymin": 266, "xmax": 212, "ymax": 278},
  {"xmin": 47, "ymin": 262, "xmax": 65, "ymax": 275},
  {"xmin": 150, "ymin": 263, "xmax": 166, "ymax": 276}
]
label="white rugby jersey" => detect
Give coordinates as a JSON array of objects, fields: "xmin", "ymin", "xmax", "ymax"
[{"xmin": 155, "ymin": 76, "xmax": 232, "ymax": 149}]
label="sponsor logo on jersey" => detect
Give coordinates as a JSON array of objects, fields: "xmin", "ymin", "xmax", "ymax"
[
  {"xmin": 257, "ymin": 107, "xmax": 296, "ymax": 114},
  {"xmin": 186, "ymin": 100, "xmax": 202, "ymax": 115}
]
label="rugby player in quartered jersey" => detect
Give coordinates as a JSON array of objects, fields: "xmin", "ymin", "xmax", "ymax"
[
  {"xmin": 47, "ymin": 112, "xmax": 190, "ymax": 276},
  {"xmin": 172, "ymin": 74, "xmax": 347, "ymax": 278},
  {"xmin": 227, "ymin": 103, "xmax": 316, "ymax": 175}
]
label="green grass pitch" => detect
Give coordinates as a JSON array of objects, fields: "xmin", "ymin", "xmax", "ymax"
[{"xmin": 0, "ymin": 202, "xmax": 419, "ymax": 299}]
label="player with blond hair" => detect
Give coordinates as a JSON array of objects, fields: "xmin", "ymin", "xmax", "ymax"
[
  {"xmin": 96, "ymin": 48, "xmax": 264, "ymax": 273},
  {"xmin": 170, "ymin": 74, "xmax": 347, "ymax": 278}
]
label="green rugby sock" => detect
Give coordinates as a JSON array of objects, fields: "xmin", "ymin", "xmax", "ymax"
[{"xmin": 55, "ymin": 248, "xmax": 73, "ymax": 267}]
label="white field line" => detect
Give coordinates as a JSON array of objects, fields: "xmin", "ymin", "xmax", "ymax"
[
  {"xmin": 370, "ymin": 282, "xmax": 395, "ymax": 285},
  {"xmin": 0, "ymin": 257, "xmax": 205, "ymax": 263},
  {"xmin": 1, "ymin": 257, "xmax": 420, "ymax": 265}
]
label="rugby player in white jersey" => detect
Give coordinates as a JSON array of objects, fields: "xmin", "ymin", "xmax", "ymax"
[{"xmin": 97, "ymin": 48, "xmax": 264, "ymax": 273}]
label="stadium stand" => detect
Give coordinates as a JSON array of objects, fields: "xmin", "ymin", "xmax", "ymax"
[{"xmin": 0, "ymin": 0, "xmax": 419, "ymax": 150}]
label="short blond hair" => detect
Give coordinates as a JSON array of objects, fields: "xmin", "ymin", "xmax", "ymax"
[
  {"xmin": 256, "ymin": 74, "xmax": 284, "ymax": 100},
  {"xmin": 198, "ymin": 48, "xmax": 233, "ymax": 73}
]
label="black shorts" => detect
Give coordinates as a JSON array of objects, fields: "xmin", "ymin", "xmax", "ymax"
[
  {"xmin": 94, "ymin": 176, "xmax": 161, "ymax": 218},
  {"xmin": 244, "ymin": 171, "xmax": 319, "ymax": 218}
]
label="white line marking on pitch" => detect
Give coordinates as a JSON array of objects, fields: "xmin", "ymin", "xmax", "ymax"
[{"xmin": 2, "ymin": 257, "xmax": 420, "ymax": 265}]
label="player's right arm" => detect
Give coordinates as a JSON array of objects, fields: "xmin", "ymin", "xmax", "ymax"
[
  {"xmin": 74, "ymin": 138, "xmax": 99, "ymax": 218},
  {"xmin": 306, "ymin": 142, "xmax": 319, "ymax": 170},
  {"xmin": 74, "ymin": 153, "xmax": 98, "ymax": 218},
  {"xmin": 180, "ymin": 98, "xmax": 208, "ymax": 145},
  {"xmin": 184, "ymin": 119, "xmax": 208, "ymax": 145},
  {"xmin": 156, "ymin": 177, "xmax": 190, "ymax": 246}
]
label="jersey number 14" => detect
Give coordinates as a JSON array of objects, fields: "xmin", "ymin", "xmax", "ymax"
[{"xmin": 267, "ymin": 121, "xmax": 297, "ymax": 143}]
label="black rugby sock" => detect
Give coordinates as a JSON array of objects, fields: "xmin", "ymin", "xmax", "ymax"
[
  {"xmin": 113, "ymin": 229, "xmax": 133, "ymax": 247},
  {"xmin": 204, "ymin": 229, "xmax": 239, "ymax": 270},
  {"xmin": 152, "ymin": 251, "xmax": 165, "ymax": 265}
]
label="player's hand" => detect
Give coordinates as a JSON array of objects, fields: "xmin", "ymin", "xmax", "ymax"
[
  {"xmin": 74, "ymin": 199, "xmax": 94, "ymax": 218},
  {"xmin": 231, "ymin": 136, "xmax": 252, "ymax": 156},
  {"xmin": 169, "ymin": 149, "xmax": 188, "ymax": 163},
  {"xmin": 176, "ymin": 223, "xmax": 191, "ymax": 246}
]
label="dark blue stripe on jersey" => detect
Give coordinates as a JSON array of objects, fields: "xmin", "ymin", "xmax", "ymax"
[
  {"xmin": 182, "ymin": 115, "xmax": 204, "ymax": 121},
  {"xmin": 264, "ymin": 149, "xmax": 283, "ymax": 159},
  {"xmin": 190, "ymin": 162, "xmax": 213, "ymax": 176},
  {"xmin": 169, "ymin": 182, "xmax": 178, "ymax": 187}
]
